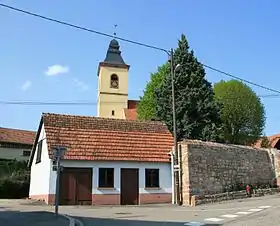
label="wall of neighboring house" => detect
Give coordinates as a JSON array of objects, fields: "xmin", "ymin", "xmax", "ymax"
[
  {"xmin": 48, "ymin": 160, "xmax": 172, "ymax": 205},
  {"xmin": 0, "ymin": 144, "xmax": 31, "ymax": 161},
  {"xmin": 29, "ymin": 124, "xmax": 53, "ymax": 204}
]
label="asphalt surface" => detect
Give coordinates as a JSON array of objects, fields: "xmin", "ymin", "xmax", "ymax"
[
  {"xmin": 0, "ymin": 206, "xmax": 69, "ymax": 226},
  {"xmin": 1, "ymin": 194, "xmax": 280, "ymax": 225},
  {"xmin": 67, "ymin": 194, "xmax": 280, "ymax": 226}
]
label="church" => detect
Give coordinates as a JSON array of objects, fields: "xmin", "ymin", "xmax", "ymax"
[
  {"xmin": 97, "ymin": 38, "xmax": 138, "ymax": 121},
  {"xmin": 27, "ymin": 38, "xmax": 174, "ymax": 206}
]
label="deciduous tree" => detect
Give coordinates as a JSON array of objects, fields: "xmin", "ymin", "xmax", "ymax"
[
  {"xmin": 137, "ymin": 63, "xmax": 169, "ymax": 120},
  {"xmin": 213, "ymin": 79, "xmax": 265, "ymax": 145}
]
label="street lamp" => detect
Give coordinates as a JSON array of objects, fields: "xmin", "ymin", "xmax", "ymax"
[{"xmin": 174, "ymin": 64, "xmax": 181, "ymax": 72}]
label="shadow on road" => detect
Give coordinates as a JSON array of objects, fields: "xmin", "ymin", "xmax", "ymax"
[
  {"xmin": 74, "ymin": 215, "xmax": 222, "ymax": 226},
  {"xmin": 0, "ymin": 209, "xmax": 69, "ymax": 226}
]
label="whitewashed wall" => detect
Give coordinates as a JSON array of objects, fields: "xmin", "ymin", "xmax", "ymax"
[
  {"xmin": 49, "ymin": 160, "xmax": 172, "ymax": 195},
  {"xmin": 29, "ymin": 124, "xmax": 52, "ymax": 196}
]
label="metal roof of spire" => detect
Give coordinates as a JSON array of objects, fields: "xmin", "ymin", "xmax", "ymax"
[
  {"xmin": 102, "ymin": 25, "xmax": 127, "ymax": 65},
  {"xmin": 103, "ymin": 38, "xmax": 126, "ymax": 65}
]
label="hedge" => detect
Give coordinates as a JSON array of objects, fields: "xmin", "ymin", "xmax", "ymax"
[{"xmin": 0, "ymin": 159, "xmax": 30, "ymax": 198}]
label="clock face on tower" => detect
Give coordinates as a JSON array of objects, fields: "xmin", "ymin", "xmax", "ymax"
[{"xmin": 110, "ymin": 74, "xmax": 119, "ymax": 89}]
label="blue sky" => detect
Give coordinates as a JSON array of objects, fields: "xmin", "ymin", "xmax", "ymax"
[{"xmin": 0, "ymin": 0, "xmax": 280, "ymax": 136}]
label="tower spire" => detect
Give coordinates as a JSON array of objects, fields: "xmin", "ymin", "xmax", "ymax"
[{"xmin": 102, "ymin": 24, "xmax": 127, "ymax": 65}]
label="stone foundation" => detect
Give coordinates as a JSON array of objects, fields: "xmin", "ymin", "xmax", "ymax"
[{"xmin": 189, "ymin": 188, "xmax": 280, "ymax": 206}]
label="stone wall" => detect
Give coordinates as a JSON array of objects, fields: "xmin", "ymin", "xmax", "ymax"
[{"xmin": 180, "ymin": 140, "xmax": 279, "ymax": 206}]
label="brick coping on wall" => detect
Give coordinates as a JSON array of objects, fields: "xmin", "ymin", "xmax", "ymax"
[{"xmin": 188, "ymin": 188, "xmax": 280, "ymax": 206}]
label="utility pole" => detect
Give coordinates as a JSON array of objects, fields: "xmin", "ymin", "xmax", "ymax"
[
  {"xmin": 53, "ymin": 146, "xmax": 67, "ymax": 217},
  {"xmin": 170, "ymin": 48, "xmax": 180, "ymax": 205}
]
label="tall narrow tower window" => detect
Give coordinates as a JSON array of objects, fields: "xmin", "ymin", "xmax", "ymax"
[{"xmin": 110, "ymin": 74, "xmax": 119, "ymax": 89}]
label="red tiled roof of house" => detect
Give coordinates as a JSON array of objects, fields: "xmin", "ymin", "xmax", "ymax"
[
  {"xmin": 41, "ymin": 113, "xmax": 173, "ymax": 162},
  {"xmin": 0, "ymin": 127, "xmax": 35, "ymax": 145},
  {"xmin": 124, "ymin": 108, "xmax": 138, "ymax": 120},
  {"xmin": 254, "ymin": 134, "xmax": 280, "ymax": 149},
  {"xmin": 269, "ymin": 134, "xmax": 280, "ymax": 147},
  {"xmin": 124, "ymin": 100, "xmax": 139, "ymax": 120}
]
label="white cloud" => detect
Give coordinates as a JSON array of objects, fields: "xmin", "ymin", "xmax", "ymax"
[
  {"xmin": 73, "ymin": 78, "xmax": 89, "ymax": 91},
  {"xmin": 45, "ymin": 64, "xmax": 69, "ymax": 76},
  {"xmin": 21, "ymin": 80, "xmax": 32, "ymax": 91}
]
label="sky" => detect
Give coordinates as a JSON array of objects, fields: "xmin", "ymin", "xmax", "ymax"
[{"xmin": 0, "ymin": 0, "xmax": 280, "ymax": 136}]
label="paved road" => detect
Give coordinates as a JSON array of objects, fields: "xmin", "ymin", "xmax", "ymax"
[
  {"xmin": 224, "ymin": 205, "xmax": 280, "ymax": 226},
  {"xmin": 0, "ymin": 205, "xmax": 69, "ymax": 226},
  {"xmin": 63, "ymin": 194, "xmax": 280, "ymax": 226},
  {"xmin": 1, "ymin": 194, "xmax": 280, "ymax": 225}
]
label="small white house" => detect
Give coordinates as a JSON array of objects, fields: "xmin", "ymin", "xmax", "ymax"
[
  {"xmin": 0, "ymin": 127, "xmax": 35, "ymax": 161},
  {"xmin": 28, "ymin": 113, "xmax": 173, "ymax": 205}
]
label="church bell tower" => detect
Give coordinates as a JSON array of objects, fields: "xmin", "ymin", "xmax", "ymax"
[{"xmin": 97, "ymin": 38, "xmax": 130, "ymax": 119}]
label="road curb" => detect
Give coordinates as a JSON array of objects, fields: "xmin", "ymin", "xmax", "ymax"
[{"xmin": 61, "ymin": 214, "xmax": 84, "ymax": 226}]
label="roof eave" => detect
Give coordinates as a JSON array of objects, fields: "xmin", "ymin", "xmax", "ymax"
[{"xmin": 27, "ymin": 116, "xmax": 44, "ymax": 168}]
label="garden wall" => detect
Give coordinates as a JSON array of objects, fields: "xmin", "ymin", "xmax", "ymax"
[{"xmin": 180, "ymin": 140, "xmax": 280, "ymax": 206}]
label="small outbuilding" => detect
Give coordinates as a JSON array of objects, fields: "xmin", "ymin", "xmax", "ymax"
[{"xmin": 28, "ymin": 113, "xmax": 173, "ymax": 205}]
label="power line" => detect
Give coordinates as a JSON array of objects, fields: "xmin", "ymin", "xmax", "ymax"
[
  {"xmin": 1, "ymin": 3, "xmax": 280, "ymax": 95},
  {"xmin": 204, "ymin": 65, "xmax": 280, "ymax": 95},
  {"xmin": 0, "ymin": 3, "xmax": 168, "ymax": 54},
  {"xmin": 0, "ymin": 94, "xmax": 279, "ymax": 106}
]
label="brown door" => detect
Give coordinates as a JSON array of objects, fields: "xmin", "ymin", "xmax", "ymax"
[
  {"xmin": 120, "ymin": 168, "xmax": 139, "ymax": 205},
  {"xmin": 59, "ymin": 168, "xmax": 92, "ymax": 205},
  {"xmin": 60, "ymin": 169, "xmax": 76, "ymax": 205},
  {"xmin": 75, "ymin": 169, "xmax": 92, "ymax": 205}
]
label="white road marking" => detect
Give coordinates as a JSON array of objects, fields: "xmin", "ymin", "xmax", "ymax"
[
  {"xmin": 235, "ymin": 211, "xmax": 251, "ymax": 215},
  {"xmin": 204, "ymin": 218, "xmax": 224, "ymax": 222},
  {"xmin": 184, "ymin": 222, "xmax": 205, "ymax": 226},
  {"xmin": 248, "ymin": 208, "xmax": 263, "ymax": 212},
  {"xmin": 258, "ymin": 206, "xmax": 271, "ymax": 209},
  {"xmin": 221, "ymin": 214, "xmax": 238, "ymax": 218},
  {"xmin": 61, "ymin": 214, "xmax": 81, "ymax": 226}
]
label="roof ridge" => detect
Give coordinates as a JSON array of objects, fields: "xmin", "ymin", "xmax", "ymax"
[
  {"xmin": 42, "ymin": 112, "xmax": 166, "ymax": 126},
  {"xmin": 0, "ymin": 127, "xmax": 35, "ymax": 133}
]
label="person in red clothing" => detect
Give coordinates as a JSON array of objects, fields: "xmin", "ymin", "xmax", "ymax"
[{"xmin": 246, "ymin": 184, "xmax": 251, "ymax": 197}]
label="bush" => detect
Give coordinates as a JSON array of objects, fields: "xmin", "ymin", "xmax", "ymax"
[{"xmin": 0, "ymin": 159, "xmax": 30, "ymax": 198}]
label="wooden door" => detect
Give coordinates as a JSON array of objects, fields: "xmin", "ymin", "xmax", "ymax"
[
  {"xmin": 75, "ymin": 169, "xmax": 92, "ymax": 205},
  {"xmin": 120, "ymin": 168, "xmax": 139, "ymax": 205},
  {"xmin": 59, "ymin": 169, "xmax": 76, "ymax": 205},
  {"xmin": 59, "ymin": 168, "xmax": 92, "ymax": 205}
]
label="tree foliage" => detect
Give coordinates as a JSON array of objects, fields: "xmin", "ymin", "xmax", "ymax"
[
  {"xmin": 0, "ymin": 159, "xmax": 30, "ymax": 198},
  {"xmin": 137, "ymin": 63, "xmax": 169, "ymax": 120},
  {"xmin": 155, "ymin": 34, "xmax": 222, "ymax": 141},
  {"xmin": 260, "ymin": 136, "xmax": 271, "ymax": 148},
  {"xmin": 213, "ymin": 80, "xmax": 265, "ymax": 145}
]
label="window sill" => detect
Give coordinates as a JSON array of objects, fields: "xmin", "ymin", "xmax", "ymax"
[
  {"xmin": 144, "ymin": 187, "xmax": 161, "ymax": 190},
  {"xmin": 97, "ymin": 187, "xmax": 116, "ymax": 190}
]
